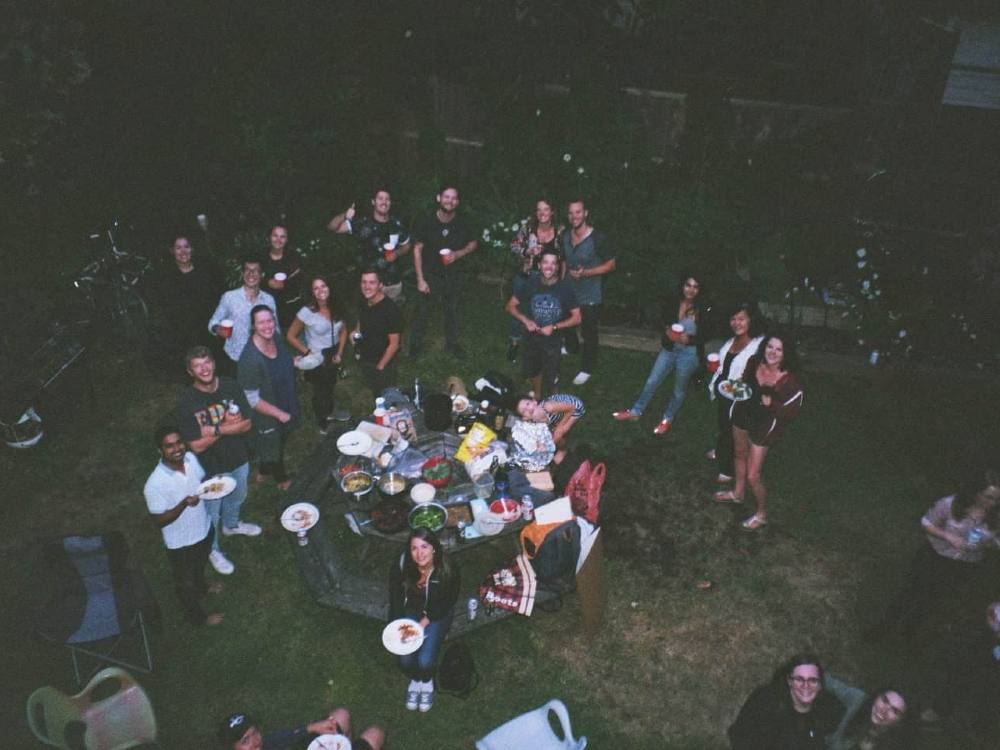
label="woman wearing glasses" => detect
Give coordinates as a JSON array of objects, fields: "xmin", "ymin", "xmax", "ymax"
[{"xmin": 729, "ymin": 654, "xmax": 841, "ymax": 749}]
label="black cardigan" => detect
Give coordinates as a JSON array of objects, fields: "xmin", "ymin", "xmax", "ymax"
[{"xmin": 388, "ymin": 553, "xmax": 460, "ymax": 622}]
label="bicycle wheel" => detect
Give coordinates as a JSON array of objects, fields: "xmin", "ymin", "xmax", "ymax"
[{"xmin": 111, "ymin": 285, "xmax": 149, "ymax": 350}]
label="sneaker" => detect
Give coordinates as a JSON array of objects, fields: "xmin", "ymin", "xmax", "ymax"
[
  {"xmin": 653, "ymin": 418, "xmax": 672, "ymax": 435},
  {"xmin": 716, "ymin": 473, "xmax": 733, "ymax": 483},
  {"xmin": 418, "ymin": 688, "xmax": 434, "ymax": 713},
  {"xmin": 507, "ymin": 342, "xmax": 519, "ymax": 363},
  {"xmin": 560, "ymin": 345, "xmax": 569, "ymax": 356},
  {"xmin": 405, "ymin": 688, "xmax": 420, "ymax": 711},
  {"xmin": 209, "ymin": 550, "xmax": 235, "ymax": 575},
  {"xmin": 222, "ymin": 521, "xmax": 262, "ymax": 537},
  {"xmin": 612, "ymin": 410, "xmax": 639, "ymax": 421},
  {"xmin": 572, "ymin": 371, "xmax": 591, "ymax": 385},
  {"xmin": 705, "ymin": 448, "xmax": 717, "ymax": 461}
]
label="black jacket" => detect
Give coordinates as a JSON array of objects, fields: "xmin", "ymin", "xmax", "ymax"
[{"xmin": 388, "ymin": 553, "xmax": 460, "ymax": 622}]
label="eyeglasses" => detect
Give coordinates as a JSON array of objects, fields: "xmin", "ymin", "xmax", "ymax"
[{"xmin": 790, "ymin": 676, "xmax": 820, "ymax": 687}]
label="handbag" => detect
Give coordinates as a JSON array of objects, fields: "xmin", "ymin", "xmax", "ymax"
[{"xmin": 563, "ymin": 460, "xmax": 606, "ymax": 525}]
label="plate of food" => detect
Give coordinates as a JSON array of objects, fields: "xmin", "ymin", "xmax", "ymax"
[
  {"xmin": 717, "ymin": 379, "xmax": 753, "ymax": 402},
  {"xmin": 197, "ymin": 475, "xmax": 237, "ymax": 500},
  {"xmin": 336, "ymin": 430, "xmax": 373, "ymax": 457},
  {"xmin": 382, "ymin": 618, "xmax": 425, "ymax": 655},
  {"xmin": 280, "ymin": 502, "xmax": 320, "ymax": 532},
  {"xmin": 308, "ymin": 734, "xmax": 352, "ymax": 750}
]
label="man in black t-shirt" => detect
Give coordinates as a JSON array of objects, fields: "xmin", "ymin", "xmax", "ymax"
[
  {"xmin": 354, "ymin": 270, "xmax": 402, "ymax": 394},
  {"xmin": 328, "ymin": 188, "xmax": 411, "ymax": 300},
  {"xmin": 506, "ymin": 248, "xmax": 581, "ymax": 396},
  {"xmin": 178, "ymin": 346, "xmax": 259, "ymax": 576},
  {"xmin": 409, "ymin": 184, "xmax": 477, "ymax": 359}
]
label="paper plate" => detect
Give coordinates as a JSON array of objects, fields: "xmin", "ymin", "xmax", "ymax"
[
  {"xmin": 296, "ymin": 352, "xmax": 324, "ymax": 370},
  {"xmin": 382, "ymin": 618, "xmax": 425, "ymax": 655},
  {"xmin": 337, "ymin": 430, "xmax": 373, "ymax": 456},
  {"xmin": 280, "ymin": 502, "xmax": 319, "ymax": 532},
  {"xmin": 308, "ymin": 735, "xmax": 352, "ymax": 750},
  {"xmin": 197, "ymin": 474, "xmax": 237, "ymax": 500}
]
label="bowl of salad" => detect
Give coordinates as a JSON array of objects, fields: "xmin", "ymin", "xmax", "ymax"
[{"xmin": 408, "ymin": 502, "xmax": 447, "ymax": 533}]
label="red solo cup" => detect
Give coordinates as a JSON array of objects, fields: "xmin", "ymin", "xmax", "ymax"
[
  {"xmin": 669, "ymin": 323, "xmax": 684, "ymax": 342},
  {"xmin": 273, "ymin": 272, "xmax": 287, "ymax": 282},
  {"xmin": 383, "ymin": 244, "xmax": 396, "ymax": 262},
  {"xmin": 218, "ymin": 319, "xmax": 234, "ymax": 339},
  {"xmin": 707, "ymin": 353, "xmax": 720, "ymax": 373},
  {"xmin": 440, "ymin": 248, "xmax": 453, "ymax": 265}
]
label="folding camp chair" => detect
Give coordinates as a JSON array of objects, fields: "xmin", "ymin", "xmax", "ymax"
[
  {"xmin": 27, "ymin": 667, "xmax": 157, "ymax": 750},
  {"xmin": 476, "ymin": 699, "xmax": 587, "ymax": 750},
  {"xmin": 34, "ymin": 533, "xmax": 156, "ymax": 685}
]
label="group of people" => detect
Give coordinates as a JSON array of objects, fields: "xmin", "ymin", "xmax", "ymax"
[{"xmin": 137, "ymin": 184, "xmax": 999, "ymax": 746}]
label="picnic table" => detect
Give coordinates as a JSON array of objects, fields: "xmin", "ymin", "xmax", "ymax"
[{"xmin": 282, "ymin": 416, "xmax": 564, "ymax": 636}]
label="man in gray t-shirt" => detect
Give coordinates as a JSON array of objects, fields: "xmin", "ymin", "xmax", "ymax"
[{"xmin": 557, "ymin": 198, "xmax": 616, "ymax": 385}]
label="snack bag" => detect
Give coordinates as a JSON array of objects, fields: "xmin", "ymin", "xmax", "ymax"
[{"xmin": 455, "ymin": 422, "xmax": 497, "ymax": 463}]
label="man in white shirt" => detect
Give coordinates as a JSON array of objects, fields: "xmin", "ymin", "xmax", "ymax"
[
  {"xmin": 208, "ymin": 258, "xmax": 279, "ymax": 374},
  {"xmin": 143, "ymin": 425, "xmax": 223, "ymax": 626}
]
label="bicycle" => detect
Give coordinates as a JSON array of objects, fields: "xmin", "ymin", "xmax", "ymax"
[{"xmin": 72, "ymin": 218, "xmax": 153, "ymax": 351}]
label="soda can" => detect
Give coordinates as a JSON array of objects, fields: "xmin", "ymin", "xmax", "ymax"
[
  {"xmin": 228, "ymin": 401, "xmax": 241, "ymax": 416},
  {"xmin": 967, "ymin": 527, "xmax": 985, "ymax": 548},
  {"xmin": 467, "ymin": 597, "xmax": 478, "ymax": 621},
  {"xmin": 520, "ymin": 495, "xmax": 534, "ymax": 521}
]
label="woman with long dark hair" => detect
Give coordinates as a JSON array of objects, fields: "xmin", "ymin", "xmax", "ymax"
[
  {"xmin": 613, "ymin": 273, "xmax": 703, "ymax": 435},
  {"xmin": 716, "ymin": 333, "xmax": 804, "ymax": 530},
  {"xmin": 285, "ymin": 275, "xmax": 347, "ymax": 433},
  {"xmin": 238, "ymin": 305, "xmax": 300, "ymax": 489},
  {"xmin": 387, "ymin": 529, "xmax": 460, "ymax": 713},
  {"xmin": 507, "ymin": 198, "xmax": 563, "ymax": 362},
  {"xmin": 728, "ymin": 653, "xmax": 841, "ymax": 749},
  {"xmin": 869, "ymin": 468, "xmax": 1000, "ymax": 640},
  {"xmin": 707, "ymin": 301, "xmax": 764, "ymax": 483},
  {"xmin": 824, "ymin": 675, "xmax": 911, "ymax": 750}
]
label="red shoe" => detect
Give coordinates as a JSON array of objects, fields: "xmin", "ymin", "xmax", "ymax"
[
  {"xmin": 653, "ymin": 419, "xmax": 672, "ymax": 435},
  {"xmin": 612, "ymin": 410, "xmax": 639, "ymax": 421}
]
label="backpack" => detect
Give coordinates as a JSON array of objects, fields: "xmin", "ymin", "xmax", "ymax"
[
  {"xmin": 520, "ymin": 519, "xmax": 581, "ymax": 584},
  {"xmin": 563, "ymin": 460, "xmax": 606, "ymax": 525},
  {"xmin": 436, "ymin": 639, "xmax": 479, "ymax": 698}
]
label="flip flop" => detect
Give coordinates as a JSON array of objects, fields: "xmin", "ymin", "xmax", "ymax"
[
  {"xmin": 741, "ymin": 514, "xmax": 768, "ymax": 531},
  {"xmin": 714, "ymin": 490, "xmax": 743, "ymax": 504}
]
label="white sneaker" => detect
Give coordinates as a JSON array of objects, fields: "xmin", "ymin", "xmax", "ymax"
[
  {"xmin": 418, "ymin": 682, "xmax": 434, "ymax": 712},
  {"xmin": 405, "ymin": 680, "xmax": 420, "ymax": 711},
  {"xmin": 209, "ymin": 550, "xmax": 235, "ymax": 575},
  {"xmin": 572, "ymin": 371, "xmax": 591, "ymax": 385},
  {"xmin": 222, "ymin": 521, "xmax": 262, "ymax": 537}
]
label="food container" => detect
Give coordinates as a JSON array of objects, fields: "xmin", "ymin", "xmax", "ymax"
[
  {"xmin": 340, "ymin": 470, "xmax": 374, "ymax": 496},
  {"xmin": 489, "ymin": 498, "xmax": 522, "ymax": 523},
  {"xmin": 408, "ymin": 502, "xmax": 447, "ymax": 533},
  {"xmin": 421, "ymin": 455, "xmax": 453, "ymax": 489},
  {"xmin": 410, "ymin": 482, "xmax": 437, "ymax": 504},
  {"xmin": 370, "ymin": 497, "xmax": 410, "ymax": 534},
  {"xmin": 378, "ymin": 472, "xmax": 408, "ymax": 500}
]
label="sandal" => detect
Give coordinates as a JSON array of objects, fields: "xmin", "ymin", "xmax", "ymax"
[
  {"xmin": 741, "ymin": 514, "xmax": 768, "ymax": 531},
  {"xmin": 714, "ymin": 490, "xmax": 743, "ymax": 504}
]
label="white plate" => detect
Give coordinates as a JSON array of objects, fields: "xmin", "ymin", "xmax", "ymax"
[
  {"xmin": 296, "ymin": 352, "xmax": 324, "ymax": 371},
  {"xmin": 280, "ymin": 502, "xmax": 319, "ymax": 532},
  {"xmin": 337, "ymin": 430, "xmax": 373, "ymax": 456},
  {"xmin": 197, "ymin": 475, "xmax": 237, "ymax": 500},
  {"xmin": 382, "ymin": 618, "xmax": 425, "ymax": 655},
  {"xmin": 308, "ymin": 735, "xmax": 352, "ymax": 750},
  {"xmin": 717, "ymin": 379, "xmax": 753, "ymax": 402}
]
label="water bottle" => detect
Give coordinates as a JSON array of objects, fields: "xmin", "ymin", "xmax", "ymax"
[
  {"xmin": 521, "ymin": 494, "xmax": 534, "ymax": 521},
  {"xmin": 467, "ymin": 597, "xmax": 479, "ymax": 621},
  {"xmin": 496, "ymin": 481, "xmax": 509, "ymax": 503}
]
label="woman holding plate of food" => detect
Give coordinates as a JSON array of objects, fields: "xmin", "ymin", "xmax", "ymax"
[
  {"xmin": 716, "ymin": 332, "xmax": 803, "ymax": 530},
  {"xmin": 707, "ymin": 301, "xmax": 764, "ymax": 484},
  {"xmin": 387, "ymin": 529, "xmax": 459, "ymax": 713}
]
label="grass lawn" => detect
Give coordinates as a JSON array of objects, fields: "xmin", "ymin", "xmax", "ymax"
[{"xmin": 4, "ymin": 275, "xmax": 999, "ymax": 749}]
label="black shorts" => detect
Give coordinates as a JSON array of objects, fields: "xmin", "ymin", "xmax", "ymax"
[{"xmin": 522, "ymin": 338, "xmax": 560, "ymax": 383}]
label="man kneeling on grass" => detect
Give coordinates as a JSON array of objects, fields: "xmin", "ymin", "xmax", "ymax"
[{"xmin": 219, "ymin": 707, "xmax": 384, "ymax": 750}]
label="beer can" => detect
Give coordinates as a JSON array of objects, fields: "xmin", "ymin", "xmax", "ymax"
[
  {"xmin": 467, "ymin": 597, "xmax": 478, "ymax": 621},
  {"xmin": 520, "ymin": 495, "xmax": 534, "ymax": 521}
]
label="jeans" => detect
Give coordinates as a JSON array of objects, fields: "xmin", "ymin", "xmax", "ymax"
[
  {"xmin": 203, "ymin": 461, "xmax": 249, "ymax": 551},
  {"xmin": 630, "ymin": 346, "xmax": 698, "ymax": 420},
  {"xmin": 564, "ymin": 303, "xmax": 600, "ymax": 372},
  {"xmin": 410, "ymin": 273, "xmax": 461, "ymax": 354},
  {"xmin": 165, "ymin": 527, "xmax": 213, "ymax": 624},
  {"xmin": 399, "ymin": 614, "xmax": 453, "ymax": 681}
]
